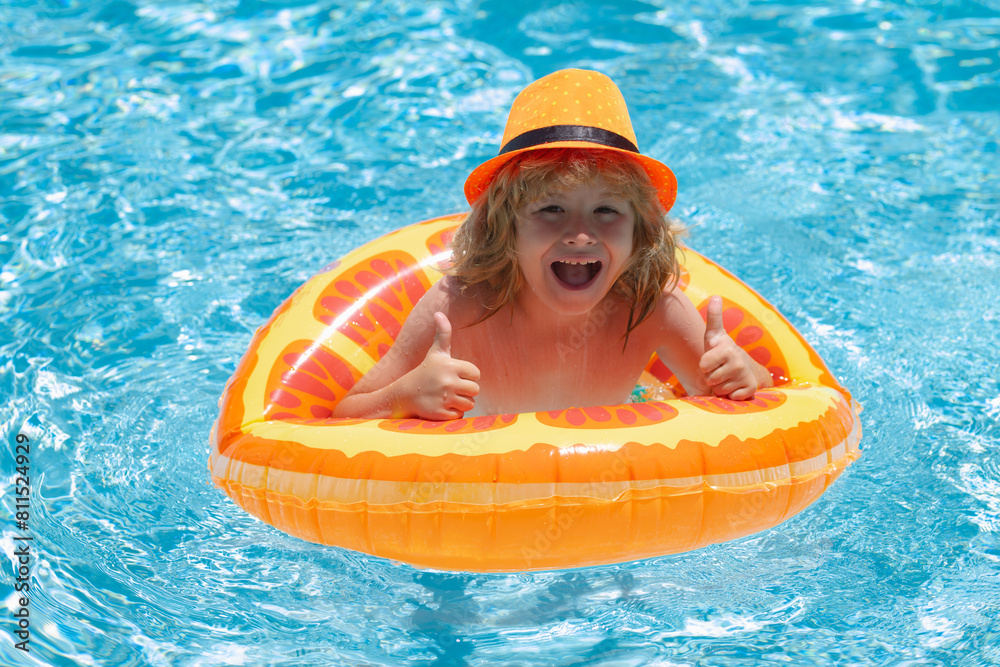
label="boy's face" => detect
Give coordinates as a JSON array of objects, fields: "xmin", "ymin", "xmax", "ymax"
[{"xmin": 514, "ymin": 176, "xmax": 635, "ymax": 317}]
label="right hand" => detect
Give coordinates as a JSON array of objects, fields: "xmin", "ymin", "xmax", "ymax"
[{"xmin": 401, "ymin": 312, "xmax": 481, "ymax": 420}]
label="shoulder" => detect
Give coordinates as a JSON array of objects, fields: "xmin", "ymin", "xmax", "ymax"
[
  {"xmin": 658, "ymin": 285, "xmax": 702, "ymax": 327},
  {"xmin": 374, "ymin": 277, "xmax": 481, "ymax": 366},
  {"xmin": 412, "ymin": 276, "xmax": 489, "ymax": 329},
  {"xmin": 634, "ymin": 285, "xmax": 705, "ymax": 347}
]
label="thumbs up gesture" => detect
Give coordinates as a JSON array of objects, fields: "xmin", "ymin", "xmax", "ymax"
[
  {"xmin": 698, "ymin": 296, "xmax": 758, "ymax": 401},
  {"xmin": 400, "ymin": 312, "xmax": 481, "ymax": 420}
]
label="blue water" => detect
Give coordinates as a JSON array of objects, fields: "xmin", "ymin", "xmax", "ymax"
[{"xmin": 2, "ymin": 0, "xmax": 999, "ymax": 664}]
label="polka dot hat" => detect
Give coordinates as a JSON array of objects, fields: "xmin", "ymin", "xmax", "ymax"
[{"xmin": 464, "ymin": 69, "xmax": 677, "ymax": 213}]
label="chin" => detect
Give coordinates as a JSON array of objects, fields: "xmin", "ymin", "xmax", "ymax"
[{"xmin": 543, "ymin": 287, "xmax": 615, "ymax": 316}]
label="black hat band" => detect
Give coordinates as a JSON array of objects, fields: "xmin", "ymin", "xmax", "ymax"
[{"xmin": 499, "ymin": 125, "xmax": 640, "ymax": 156}]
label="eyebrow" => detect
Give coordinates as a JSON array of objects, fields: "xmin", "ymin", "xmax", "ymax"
[
  {"xmin": 596, "ymin": 192, "xmax": 628, "ymax": 202},
  {"xmin": 544, "ymin": 189, "xmax": 624, "ymax": 199}
]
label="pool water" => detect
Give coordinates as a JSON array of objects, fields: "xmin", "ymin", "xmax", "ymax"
[{"xmin": 2, "ymin": 0, "xmax": 999, "ymax": 664}]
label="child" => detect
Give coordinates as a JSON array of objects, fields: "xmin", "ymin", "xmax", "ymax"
[{"xmin": 335, "ymin": 69, "xmax": 772, "ymax": 420}]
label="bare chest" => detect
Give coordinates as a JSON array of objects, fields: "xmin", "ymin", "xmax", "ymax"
[{"xmin": 452, "ymin": 313, "xmax": 652, "ymax": 415}]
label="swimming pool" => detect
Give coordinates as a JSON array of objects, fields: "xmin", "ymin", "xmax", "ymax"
[{"xmin": 2, "ymin": 0, "xmax": 998, "ymax": 664}]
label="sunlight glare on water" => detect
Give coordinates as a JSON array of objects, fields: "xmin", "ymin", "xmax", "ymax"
[{"xmin": 1, "ymin": 0, "xmax": 999, "ymax": 664}]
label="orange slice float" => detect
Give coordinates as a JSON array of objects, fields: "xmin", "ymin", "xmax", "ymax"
[{"xmin": 209, "ymin": 214, "xmax": 861, "ymax": 572}]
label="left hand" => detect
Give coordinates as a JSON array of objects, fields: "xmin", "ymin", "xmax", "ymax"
[{"xmin": 699, "ymin": 295, "xmax": 758, "ymax": 400}]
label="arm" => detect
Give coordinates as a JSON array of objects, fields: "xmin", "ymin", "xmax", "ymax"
[
  {"xmin": 653, "ymin": 290, "xmax": 771, "ymax": 400},
  {"xmin": 333, "ymin": 283, "xmax": 481, "ymax": 420}
]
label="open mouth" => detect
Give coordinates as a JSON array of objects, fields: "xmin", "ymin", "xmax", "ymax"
[{"xmin": 550, "ymin": 258, "xmax": 603, "ymax": 289}]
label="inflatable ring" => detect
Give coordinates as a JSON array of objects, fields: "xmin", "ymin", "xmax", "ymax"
[{"xmin": 209, "ymin": 214, "xmax": 861, "ymax": 572}]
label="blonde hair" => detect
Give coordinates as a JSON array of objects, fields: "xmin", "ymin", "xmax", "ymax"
[{"xmin": 448, "ymin": 148, "xmax": 683, "ymax": 343}]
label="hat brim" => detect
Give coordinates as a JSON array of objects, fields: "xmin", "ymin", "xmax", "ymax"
[{"xmin": 464, "ymin": 142, "xmax": 677, "ymax": 213}]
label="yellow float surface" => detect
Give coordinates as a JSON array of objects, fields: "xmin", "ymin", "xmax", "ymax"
[{"xmin": 209, "ymin": 214, "xmax": 861, "ymax": 572}]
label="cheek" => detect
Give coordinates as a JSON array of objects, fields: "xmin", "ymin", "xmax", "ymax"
[
  {"xmin": 512, "ymin": 239, "xmax": 539, "ymax": 278},
  {"xmin": 613, "ymin": 222, "xmax": 635, "ymax": 252},
  {"xmin": 516, "ymin": 225, "xmax": 552, "ymax": 254}
]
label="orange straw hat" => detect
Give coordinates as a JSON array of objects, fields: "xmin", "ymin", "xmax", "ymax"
[{"xmin": 464, "ymin": 68, "xmax": 677, "ymax": 213}]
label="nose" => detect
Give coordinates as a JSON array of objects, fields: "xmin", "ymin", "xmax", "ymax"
[{"xmin": 562, "ymin": 213, "xmax": 596, "ymax": 245}]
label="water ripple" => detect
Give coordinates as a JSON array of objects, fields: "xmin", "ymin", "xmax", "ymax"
[{"xmin": 2, "ymin": 0, "xmax": 1000, "ymax": 665}]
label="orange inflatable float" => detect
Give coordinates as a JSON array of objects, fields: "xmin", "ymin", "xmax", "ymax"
[{"xmin": 208, "ymin": 214, "xmax": 861, "ymax": 572}]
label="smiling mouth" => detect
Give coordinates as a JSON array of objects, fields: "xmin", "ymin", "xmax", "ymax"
[{"xmin": 551, "ymin": 259, "xmax": 603, "ymax": 289}]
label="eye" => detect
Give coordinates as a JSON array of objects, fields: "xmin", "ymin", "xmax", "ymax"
[
  {"xmin": 537, "ymin": 204, "xmax": 563, "ymax": 214},
  {"xmin": 595, "ymin": 205, "xmax": 624, "ymax": 216}
]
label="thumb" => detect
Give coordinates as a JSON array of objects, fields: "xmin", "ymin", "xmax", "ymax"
[
  {"xmin": 430, "ymin": 311, "xmax": 453, "ymax": 356},
  {"xmin": 704, "ymin": 295, "xmax": 726, "ymax": 349}
]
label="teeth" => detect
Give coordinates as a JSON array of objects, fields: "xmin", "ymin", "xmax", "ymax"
[{"xmin": 559, "ymin": 259, "xmax": 598, "ymax": 265}]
